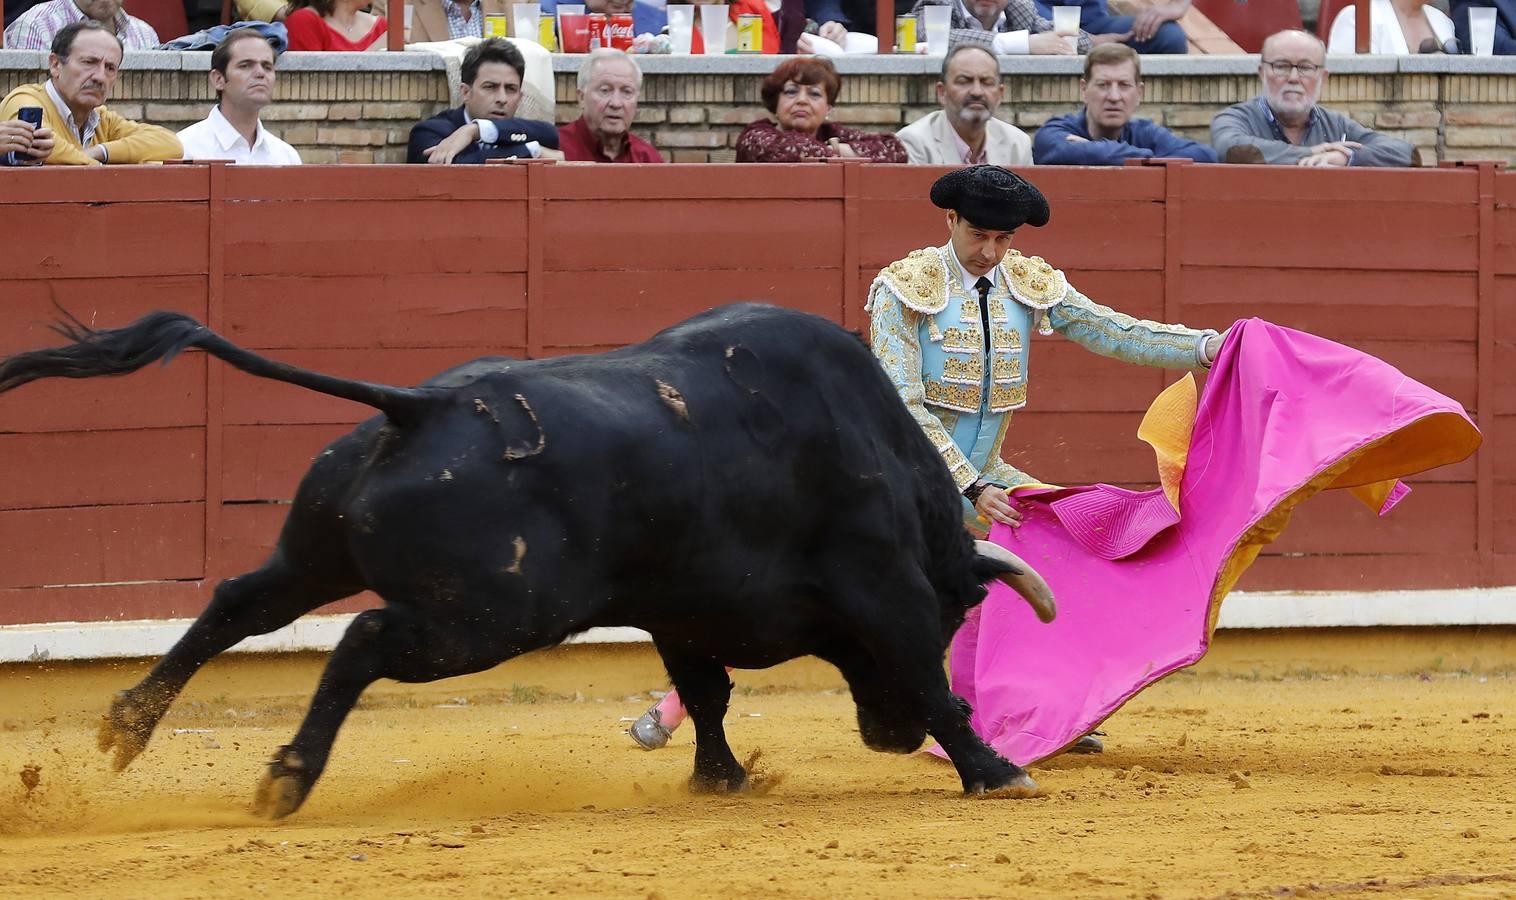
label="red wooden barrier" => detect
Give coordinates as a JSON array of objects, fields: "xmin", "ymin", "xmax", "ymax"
[{"xmin": 0, "ymin": 162, "xmax": 1510, "ymax": 627}]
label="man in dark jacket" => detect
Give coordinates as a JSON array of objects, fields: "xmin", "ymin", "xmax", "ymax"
[
  {"xmin": 1451, "ymin": 0, "xmax": 1516, "ymax": 53},
  {"xmin": 407, "ymin": 38, "xmax": 558, "ymax": 165},
  {"xmin": 1033, "ymin": 43, "xmax": 1214, "ymax": 165}
]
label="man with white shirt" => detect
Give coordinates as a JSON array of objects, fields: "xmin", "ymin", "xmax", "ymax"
[
  {"xmin": 406, "ymin": 38, "xmax": 558, "ymax": 164},
  {"xmin": 908, "ymin": 0, "xmax": 1128, "ymax": 55},
  {"xmin": 177, "ymin": 29, "xmax": 302, "ymax": 166},
  {"xmin": 896, "ymin": 45, "xmax": 1031, "ymax": 166}
]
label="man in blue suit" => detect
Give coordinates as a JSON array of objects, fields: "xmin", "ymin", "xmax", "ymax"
[
  {"xmin": 407, "ymin": 38, "xmax": 559, "ymax": 165},
  {"xmin": 1451, "ymin": 0, "xmax": 1516, "ymax": 53},
  {"xmin": 1033, "ymin": 0, "xmax": 1190, "ymax": 54}
]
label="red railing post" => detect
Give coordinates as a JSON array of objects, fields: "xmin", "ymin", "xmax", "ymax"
[
  {"xmin": 877, "ymin": 0, "xmax": 894, "ymax": 54},
  {"xmin": 389, "ymin": 0, "xmax": 407, "ymax": 51},
  {"xmin": 1353, "ymin": 0, "xmax": 1370, "ymax": 53},
  {"xmin": 828, "ymin": 157, "xmax": 866, "ymax": 332},
  {"xmin": 1441, "ymin": 159, "xmax": 1508, "ymax": 583}
]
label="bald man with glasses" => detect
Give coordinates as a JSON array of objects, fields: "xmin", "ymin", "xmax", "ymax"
[{"xmin": 1210, "ymin": 29, "xmax": 1416, "ymax": 167}]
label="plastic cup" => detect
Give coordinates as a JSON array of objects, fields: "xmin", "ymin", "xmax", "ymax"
[
  {"xmin": 402, "ymin": 3, "xmax": 414, "ymax": 37},
  {"xmin": 512, "ymin": 3, "xmax": 541, "ymax": 41},
  {"xmin": 556, "ymin": 3, "xmax": 585, "ymax": 43},
  {"xmin": 1469, "ymin": 7, "xmax": 1497, "ymax": 56},
  {"xmin": 560, "ymin": 13, "xmax": 590, "ymax": 51},
  {"xmin": 700, "ymin": 4, "xmax": 729, "ymax": 54},
  {"xmin": 667, "ymin": 4, "xmax": 695, "ymax": 54},
  {"xmin": 922, "ymin": 5, "xmax": 951, "ymax": 55},
  {"xmin": 1052, "ymin": 5, "xmax": 1079, "ymax": 52}
]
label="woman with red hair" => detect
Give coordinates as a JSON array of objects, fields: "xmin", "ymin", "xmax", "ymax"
[{"xmin": 735, "ymin": 57, "xmax": 907, "ymax": 162}]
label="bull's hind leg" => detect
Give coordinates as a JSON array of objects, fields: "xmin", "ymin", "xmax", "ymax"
[
  {"xmin": 98, "ymin": 556, "xmax": 359, "ymax": 772},
  {"xmin": 654, "ymin": 643, "xmax": 747, "ymax": 793},
  {"xmin": 253, "ymin": 605, "xmax": 526, "ymax": 819}
]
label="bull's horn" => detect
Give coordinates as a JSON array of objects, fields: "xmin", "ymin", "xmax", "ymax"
[{"xmin": 973, "ymin": 540, "xmax": 1056, "ymax": 624}]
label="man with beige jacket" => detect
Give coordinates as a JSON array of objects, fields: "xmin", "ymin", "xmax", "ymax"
[{"xmin": 896, "ymin": 45, "xmax": 1032, "ymax": 167}]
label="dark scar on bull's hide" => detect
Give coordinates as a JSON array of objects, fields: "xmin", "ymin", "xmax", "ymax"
[
  {"xmin": 501, "ymin": 393, "xmax": 547, "ymax": 460},
  {"xmin": 722, "ymin": 345, "xmax": 785, "ymax": 450}
]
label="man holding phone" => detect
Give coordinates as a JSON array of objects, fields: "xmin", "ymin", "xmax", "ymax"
[
  {"xmin": 0, "ymin": 20, "xmax": 181, "ymax": 166},
  {"xmin": 1, "ymin": 107, "xmax": 56, "ymax": 166}
]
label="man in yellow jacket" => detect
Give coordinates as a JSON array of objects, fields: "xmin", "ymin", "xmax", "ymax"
[{"xmin": 0, "ymin": 20, "xmax": 180, "ymax": 166}]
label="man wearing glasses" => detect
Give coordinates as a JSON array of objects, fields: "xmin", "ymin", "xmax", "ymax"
[{"xmin": 1210, "ymin": 29, "xmax": 1416, "ymax": 167}]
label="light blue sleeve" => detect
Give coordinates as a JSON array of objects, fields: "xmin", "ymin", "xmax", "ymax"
[
  {"xmin": 1048, "ymin": 284, "xmax": 1217, "ymax": 370},
  {"xmin": 869, "ymin": 286, "xmax": 980, "ymax": 492}
]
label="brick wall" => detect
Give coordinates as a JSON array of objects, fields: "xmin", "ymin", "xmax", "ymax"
[{"xmin": 3, "ymin": 53, "xmax": 1514, "ymax": 165}]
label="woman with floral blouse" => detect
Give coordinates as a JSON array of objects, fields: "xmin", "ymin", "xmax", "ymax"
[{"xmin": 735, "ymin": 57, "xmax": 908, "ymax": 163}]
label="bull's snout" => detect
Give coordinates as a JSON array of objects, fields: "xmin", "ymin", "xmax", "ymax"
[{"xmin": 973, "ymin": 540, "xmax": 1056, "ymax": 623}]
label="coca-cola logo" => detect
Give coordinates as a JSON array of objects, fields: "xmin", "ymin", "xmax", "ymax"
[{"xmin": 604, "ymin": 19, "xmax": 634, "ymax": 37}]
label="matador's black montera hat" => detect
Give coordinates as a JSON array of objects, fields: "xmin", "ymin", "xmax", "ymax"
[{"xmin": 929, "ymin": 165, "xmax": 1051, "ymax": 232}]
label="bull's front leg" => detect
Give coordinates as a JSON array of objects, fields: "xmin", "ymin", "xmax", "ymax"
[
  {"xmin": 864, "ymin": 630, "xmax": 1037, "ymax": 798},
  {"xmin": 654, "ymin": 643, "xmax": 747, "ymax": 793}
]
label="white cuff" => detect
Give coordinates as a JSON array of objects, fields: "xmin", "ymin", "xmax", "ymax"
[
  {"xmin": 474, "ymin": 119, "xmax": 499, "ymax": 145},
  {"xmin": 1196, "ymin": 329, "xmax": 1219, "ymax": 368},
  {"xmin": 992, "ymin": 29, "xmax": 1029, "ymax": 54},
  {"xmin": 524, "ymin": 140, "xmax": 542, "ymax": 159}
]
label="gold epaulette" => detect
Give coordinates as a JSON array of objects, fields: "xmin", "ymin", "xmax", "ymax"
[
  {"xmin": 866, "ymin": 248, "xmax": 949, "ymax": 315},
  {"xmin": 1000, "ymin": 249, "xmax": 1067, "ymax": 311}
]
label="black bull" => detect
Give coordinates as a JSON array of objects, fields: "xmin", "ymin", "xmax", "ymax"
[{"xmin": 0, "ymin": 303, "xmax": 1056, "ymax": 818}]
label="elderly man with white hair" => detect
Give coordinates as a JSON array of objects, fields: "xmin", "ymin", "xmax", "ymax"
[
  {"xmin": 1210, "ymin": 29, "xmax": 1416, "ymax": 167},
  {"xmin": 556, "ymin": 48, "xmax": 664, "ymax": 164}
]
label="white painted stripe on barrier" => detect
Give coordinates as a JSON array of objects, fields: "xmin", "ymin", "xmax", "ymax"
[{"xmin": 2, "ymin": 589, "xmax": 1513, "ymax": 663}]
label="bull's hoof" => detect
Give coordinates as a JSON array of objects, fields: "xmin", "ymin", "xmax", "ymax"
[
  {"xmin": 688, "ymin": 769, "xmax": 749, "ymax": 795},
  {"xmin": 96, "ymin": 691, "xmax": 156, "ymax": 772},
  {"xmin": 1066, "ymin": 733, "xmax": 1104, "ymax": 755},
  {"xmin": 967, "ymin": 773, "xmax": 1039, "ymax": 799},
  {"xmin": 252, "ymin": 747, "xmax": 315, "ymax": 819}
]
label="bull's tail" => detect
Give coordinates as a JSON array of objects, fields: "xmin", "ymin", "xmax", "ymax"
[{"xmin": 0, "ymin": 310, "xmax": 434, "ymax": 425}]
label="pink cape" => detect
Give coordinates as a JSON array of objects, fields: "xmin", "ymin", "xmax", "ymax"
[{"xmin": 934, "ymin": 319, "xmax": 1481, "ymax": 766}]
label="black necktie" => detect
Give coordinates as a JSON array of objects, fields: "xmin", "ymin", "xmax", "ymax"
[{"xmin": 976, "ymin": 277, "xmax": 992, "ymax": 352}]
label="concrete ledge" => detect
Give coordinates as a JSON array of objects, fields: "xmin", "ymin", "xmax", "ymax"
[
  {"xmin": 5, "ymin": 587, "xmax": 1514, "ymax": 662},
  {"xmin": 4, "ymin": 49, "xmax": 1516, "ymax": 77}
]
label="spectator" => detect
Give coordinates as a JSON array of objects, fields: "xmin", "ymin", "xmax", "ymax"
[
  {"xmin": 0, "ymin": 118, "xmax": 56, "ymax": 166},
  {"xmin": 1032, "ymin": 0, "xmax": 1190, "ymax": 54},
  {"xmin": 0, "ymin": 21, "xmax": 181, "ymax": 165},
  {"xmin": 896, "ymin": 45, "xmax": 1031, "ymax": 166},
  {"xmin": 177, "ymin": 29, "xmax": 301, "ymax": 165},
  {"xmin": 1328, "ymin": 0, "xmax": 1455, "ymax": 54},
  {"xmin": 4, "ymin": 0, "xmax": 159, "ymax": 51},
  {"xmin": 735, "ymin": 57, "xmax": 907, "ymax": 162},
  {"xmin": 408, "ymin": 0, "xmax": 510, "ymax": 41},
  {"xmin": 557, "ymin": 49, "xmax": 663, "ymax": 163},
  {"xmin": 407, "ymin": 38, "xmax": 558, "ymax": 164},
  {"xmin": 1210, "ymin": 29, "xmax": 1416, "ymax": 167},
  {"xmin": 806, "ymin": 0, "xmax": 876, "ymax": 38},
  {"xmin": 284, "ymin": 0, "xmax": 387, "ymax": 51},
  {"xmin": 1451, "ymin": 0, "xmax": 1516, "ymax": 54},
  {"xmin": 232, "ymin": 0, "xmax": 292, "ymax": 22},
  {"xmin": 907, "ymin": 0, "xmax": 1124, "ymax": 55},
  {"xmin": 1033, "ymin": 43, "xmax": 1214, "ymax": 165}
]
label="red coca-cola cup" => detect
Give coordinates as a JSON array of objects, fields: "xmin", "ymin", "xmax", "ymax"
[
  {"xmin": 560, "ymin": 13, "xmax": 591, "ymax": 52},
  {"xmin": 606, "ymin": 13, "xmax": 634, "ymax": 49}
]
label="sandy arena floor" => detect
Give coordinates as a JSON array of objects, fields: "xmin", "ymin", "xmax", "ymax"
[{"xmin": 1, "ymin": 630, "xmax": 1513, "ymax": 899}]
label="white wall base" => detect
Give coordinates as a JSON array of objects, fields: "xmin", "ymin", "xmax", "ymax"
[{"xmin": 3, "ymin": 588, "xmax": 1513, "ymax": 663}]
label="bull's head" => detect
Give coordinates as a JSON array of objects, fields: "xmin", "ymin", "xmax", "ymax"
[{"xmin": 972, "ymin": 541, "xmax": 1056, "ymax": 623}]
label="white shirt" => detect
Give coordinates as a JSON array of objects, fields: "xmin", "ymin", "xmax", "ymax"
[
  {"xmin": 177, "ymin": 106, "xmax": 302, "ymax": 165},
  {"xmin": 46, "ymin": 79, "xmax": 100, "ymax": 151},
  {"xmin": 1327, "ymin": 0, "xmax": 1455, "ymax": 54},
  {"xmin": 948, "ymin": 243, "xmax": 1001, "ymax": 295}
]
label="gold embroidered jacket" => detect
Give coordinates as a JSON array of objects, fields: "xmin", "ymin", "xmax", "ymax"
[{"xmin": 867, "ymin": 244, "xmax": 1217, "ymax": 493}]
